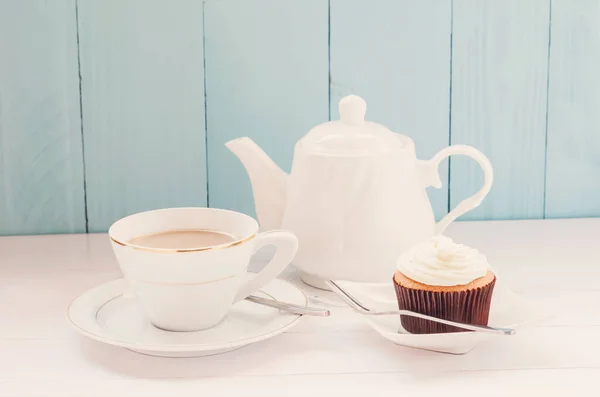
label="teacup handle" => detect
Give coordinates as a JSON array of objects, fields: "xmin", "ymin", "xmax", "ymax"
[
  {"xmin": 418, "ymin": 145, "xmax": 494, "ymax": 235},
  {"xmin": 233, "ymin": 230, "xmax": 299, "ymax": 303}
]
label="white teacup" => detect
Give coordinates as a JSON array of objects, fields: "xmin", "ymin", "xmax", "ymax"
[{"xmin": 108, "ymin": 207, "xmax": 299, "ymax": 332}]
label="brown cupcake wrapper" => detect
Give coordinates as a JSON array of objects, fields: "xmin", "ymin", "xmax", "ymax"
[{"xmin": 393, "ymin": 276, "xmax": 496, "ymax": 334}]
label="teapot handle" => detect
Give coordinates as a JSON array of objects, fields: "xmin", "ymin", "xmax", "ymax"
[{"xmin": 419, "ymin": 145, "xmax": 493, "ymax": 235}]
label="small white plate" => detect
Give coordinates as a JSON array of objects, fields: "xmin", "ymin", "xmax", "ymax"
[
  {"xmin": 67, "ymin": 275, "xmax": 307, "ymax": 357},
  {"xmin": 334, "ymin": 279, "xmax": 552, "ymax": 355}
]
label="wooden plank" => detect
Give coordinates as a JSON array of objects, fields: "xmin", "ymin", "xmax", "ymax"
[
  {"xmin": 330, "ymin": 0, "xmax": 452, "ymax": 220},
  {"xmin": 2, "ymin": 218, "xmax": 600, "ymax": 393},
  {"xmin": 2, "ymin": 269, "xmax": 597, "ymax": 339},
  {"xmin": 204, "ymin": 0, "xmax": 329, "ymax": 217},
  {"xmin": 450, "ymin": 0, "xmax": 550, "ymax": 220},
  {"xmin": 78, "ymin": 0, "xmax": 207, "ymax": 232},
  {"xmin": 545, "ymin": 0, "xmax": 600, "ymax": 218},
  {"xmin": 1, "ymin": 369, "xmax": 597, "ymax": 397},
  {"xmin": 0, "ymin": 0, "xmax": 85, "ymax": 235},
  {"xmin": 3, "ymin": 327, "xmax": 600, "ymax": 380}
]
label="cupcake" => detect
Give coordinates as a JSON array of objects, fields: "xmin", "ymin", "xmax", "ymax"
[{"xmin": 393, "ymin": 235, "xmax": 496, "ymax": 334}]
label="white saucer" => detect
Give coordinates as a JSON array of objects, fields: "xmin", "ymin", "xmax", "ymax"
[
  {"xmin": 67, "ymin": 275, "xmax": 307, "ymax": 357},
  {"xmin": 334, "ymin": 279, "xmax": 552, "ymax": 355}
]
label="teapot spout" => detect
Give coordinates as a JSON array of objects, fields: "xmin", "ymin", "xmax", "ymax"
[{"xmin": 225, "ymin": 137, "xmax": 288, "ymax": 230}]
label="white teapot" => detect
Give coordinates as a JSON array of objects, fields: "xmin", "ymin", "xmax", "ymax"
[{"xmin": 226, "ymin": 95, "xmax": 493, "ymax": 288}]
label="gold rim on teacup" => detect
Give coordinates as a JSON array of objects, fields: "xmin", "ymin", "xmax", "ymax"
[{"xmin": 109, "ymin": 231, "xmax": 256, "ymax": 253}]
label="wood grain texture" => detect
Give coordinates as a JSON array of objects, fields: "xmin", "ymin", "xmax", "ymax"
[
  {"xmin": 1, "ymin": 370, "xmax": 597, "ymax": 397},
  {"xmin": 0, "ymin": 0, "xmax": 85, "ymax": 236},
  {"xmin": 450, "ymin": 0, "xmax": 550, "ymax": 220},
  {"xmin": 3, "ymin": 219, "xmax": 600, "ymax": 394},
  {"xmin": 330, "ymin": 0, "xmax": 452, "ymax": 220},
  {"xmin": 545, "ymin": 0, "xmax": 600, "ymax": 218},
  {"xmin": 78, "ymin": 0, "xmax": 207, "ymax": 232},
  {"xmin": 204, "ymin": 0, "xmax": 329, "ymax": 217}
]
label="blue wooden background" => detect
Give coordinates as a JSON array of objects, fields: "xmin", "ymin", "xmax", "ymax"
[{"xmin": 0, "ymin": 0, "xmax": 599, "ymax": 236}]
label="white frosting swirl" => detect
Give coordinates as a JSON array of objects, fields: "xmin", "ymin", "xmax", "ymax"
[{"xmin": 396, "ymin": 235, "xmax": 489, "ymax": 286}]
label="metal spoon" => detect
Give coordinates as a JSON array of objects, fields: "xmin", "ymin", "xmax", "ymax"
[
  {"xmin": 245, "ymin": 295, "xmax": 330, "ymax": 316},
  {"xmin": 326, "ymin": 280, "xmax": 515, "ymax": 336}
]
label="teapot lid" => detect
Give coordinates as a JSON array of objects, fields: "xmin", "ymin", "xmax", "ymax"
[{"xmin": 297, "ymin": 95, "xmax": 404, "ymax": 156}]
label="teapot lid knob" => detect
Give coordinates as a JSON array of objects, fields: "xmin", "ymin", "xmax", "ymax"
[{"xmin": 339, "ymin": 95, "xmax": 367, "ymax": 125}]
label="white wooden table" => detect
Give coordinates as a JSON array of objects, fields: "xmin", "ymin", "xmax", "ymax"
[{"xmin": 1, "ymin": 218, "xmax": 599, "ymax": 396}]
